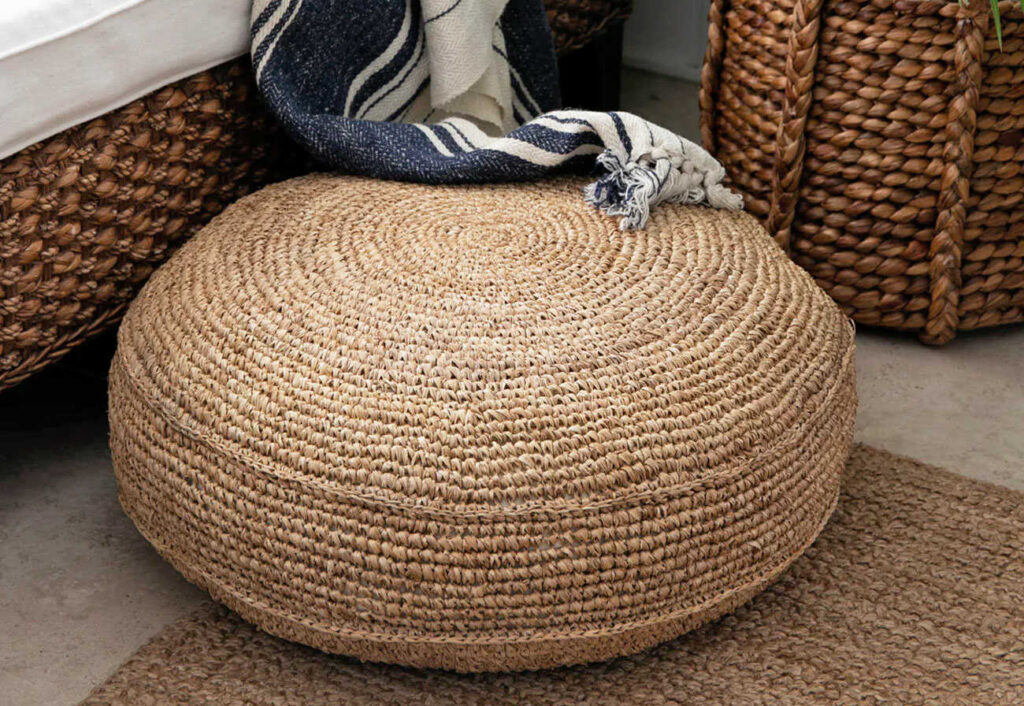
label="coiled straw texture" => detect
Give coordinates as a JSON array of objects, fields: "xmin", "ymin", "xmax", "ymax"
[{"xmin": 109, "ymin": 175, "xmax": 857, "ymax": 672}]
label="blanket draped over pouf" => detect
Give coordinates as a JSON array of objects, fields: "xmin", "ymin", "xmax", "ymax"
[{"xmin": 249, "ymin": 0, "xmax": 742, "ymax": 228}]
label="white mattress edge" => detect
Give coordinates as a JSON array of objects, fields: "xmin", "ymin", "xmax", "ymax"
[
  {"xmin": 0, "ymin": 0, "xmax": 252, "ymax": 161},
  {"xmin": 0, "ymin": 0, "xmax": 147, "ymax": 62},
  {"xmin": 1, "ymin": 50, "xmax": 250, "ymax": 160}
]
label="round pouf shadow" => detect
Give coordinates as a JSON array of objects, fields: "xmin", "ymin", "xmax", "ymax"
[{"xmin": 109, "ymin": 175, "xmax": 857, "ymax": 672}]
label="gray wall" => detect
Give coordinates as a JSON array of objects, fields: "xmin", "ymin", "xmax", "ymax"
[{"xmin": 623, "ymin": 0, "xmax": 711, "ymax": 82}]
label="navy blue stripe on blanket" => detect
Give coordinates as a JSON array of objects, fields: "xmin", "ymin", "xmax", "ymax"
[
  {"xmin": 250, "ymin": 0, "xmax": 741, "ymax": 229},
  {"xmin": 250, "ymin": 0, "xmax": 282, "ymax": 39},
  {"xmin": 610, "ymin": 113, "xmax": 632, "ymax": 155},
  {"xmin": 360, "ymin": 27, "xmax": 427, "ymax": 119},
  {"xmin": 349, "ymin": 3, "xmax": 425, "ymax": 118},
  {"xmin": 428, "ymin": 124, "xmax": 466, "ymax": 154},
  {"xmin": 425, "ymin": 0, "xmax": 463, "ymax": 23},
  {"xmin": 285, "ymin": 113, "xmax": 589, "ymax": 183},
  {"xmin": 445, "ymin": 120, "xmax": 475, "ymax": 149},
  {"xmin": 386, "ymin": 77, "xmax": 430, "ymax": 122},
  {"xmin": 253, "ymin": 0, "xmax": 300, "ymax": 72},
  {"xmin": 492, "ymin": 43, "xmax": 542, "ymax": 117},
  {"xmin": 506, "ymin": 122, "xmax": 604, "ymax": 154}
]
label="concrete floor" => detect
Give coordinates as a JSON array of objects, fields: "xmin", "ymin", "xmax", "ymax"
[{"xmin": 2, "ymin": 69, "xmax": 1023, "ymax": 706}]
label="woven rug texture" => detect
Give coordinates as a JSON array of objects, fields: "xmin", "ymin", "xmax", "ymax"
[{"xmin": 83, "ymin": 445, "xmax": 1024, "ymax": 705}]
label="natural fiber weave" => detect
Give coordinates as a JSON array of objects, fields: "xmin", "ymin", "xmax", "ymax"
[
  {"xmin": 108, "ymin": 175, "xmax": 856, "ymax": 671},
  {"xmin": 700, "ymin": 0, "xmax": 1024, "ymax": 343},
  {"xmin": 85, "ymin": 446, "xmax": 1024, "ymax": 705},
  {"xmin": 545, "ymin": 0, "xmax": 634, "ymax": 54},
  {"xmin": 0, "ymin": 60, "xmax": 298, "ymax": 391},
  {"xmin": 0, "ymin": 4, "xmax": 628, "ymax": 393}
]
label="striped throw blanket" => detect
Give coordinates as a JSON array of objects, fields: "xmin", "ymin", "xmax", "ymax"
[{"xmin": 250, "ymin": 0, "xmax": 741, "ymax": 228}]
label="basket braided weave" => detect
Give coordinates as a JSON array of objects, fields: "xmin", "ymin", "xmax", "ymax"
[
  {"xmin": 0, "ymin": 60, "xmax": 297, "ymax": 391},
  {"xmin": 0, "ymin": 3, "xmax": 623, "ymax": 392},
  {"xmin": 109, "ymin": 175, "xmax": 857, "ymax": 672},
  {"xmin": 701, "ymin": 0, "xmax": 1024, "ymax": 343},
  {"xmin": 545, "ymin": 0, "xmax": 634, "ymax": 54}
]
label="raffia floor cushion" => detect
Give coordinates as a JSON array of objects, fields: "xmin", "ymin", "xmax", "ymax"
[{"xmin": 108, "ymin": 175, "xmax": 857, "ymax": 672}]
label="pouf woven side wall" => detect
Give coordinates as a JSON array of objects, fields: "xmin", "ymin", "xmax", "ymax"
[{"xmin": 109, "ymin": 175, "xmax": 857, "ymax": 672}]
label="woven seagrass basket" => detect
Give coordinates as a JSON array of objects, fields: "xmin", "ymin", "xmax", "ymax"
[
  {"xmin": 700, "ymin": 0, "xmax": 1024, "ymax": 344},
  {"xmin": 546, "ymin": 0, "xmax": 634, "ymax": 53},
  {"xmin": 0, "ymin": 60, "xmax": 301, "ymax": 391}
]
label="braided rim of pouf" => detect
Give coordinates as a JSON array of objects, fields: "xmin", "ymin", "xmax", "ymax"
[{"xmin": 109, "ymin": 175, "xmax": 857, "ymax": 672}]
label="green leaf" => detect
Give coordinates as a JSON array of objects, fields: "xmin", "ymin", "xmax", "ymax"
[{"xmin": 992, "ymin": 0, "xmax": 1003, "ymax": 50}]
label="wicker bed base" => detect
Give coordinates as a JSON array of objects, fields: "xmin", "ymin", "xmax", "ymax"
[
  {"xmin": 0, "ymin": 61, "xmax": 299, "ymax": 391},
  {"xmin": 0, "ymin": 6, "xmax": 636, "ymax": 392}
]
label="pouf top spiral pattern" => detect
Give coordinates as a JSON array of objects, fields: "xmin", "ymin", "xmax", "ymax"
[{"xmin": 109, "ymin": 175, "xmax": 857, "ymax": 672}]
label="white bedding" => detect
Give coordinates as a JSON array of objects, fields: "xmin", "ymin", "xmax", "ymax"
[{"xmin": 0, "ymin": 0, "xmax": 251, "ymax": 160}]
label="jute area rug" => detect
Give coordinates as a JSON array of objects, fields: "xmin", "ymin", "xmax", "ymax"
[{"xmin": 83, "ymin": 445, "xmax": 1024, "ymax": 705}]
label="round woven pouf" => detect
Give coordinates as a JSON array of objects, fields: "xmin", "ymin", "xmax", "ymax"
[{"xmin": 109, "ymin": 175, "xmax": 857, "ymax": 672}]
